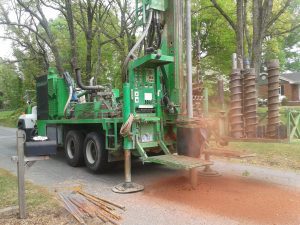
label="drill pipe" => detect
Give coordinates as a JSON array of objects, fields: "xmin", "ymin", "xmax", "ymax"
[
  {"xmin": 243, "ymin": 68, "xmax": 258, "ymax": 138},
  {"xmin": 218, "ymin": 79, "xmax": 225, "ymax": 107},
  {"xmin": 230, "ymin": 69, "xmax": 244, "ymax": 138},
  {"xmin": 186, "ymin": 0, "xmax": 193, "ymax": 119},
  {"xmin": 266, "ymin": 60, "xmax": 280, "ymax": 138}
]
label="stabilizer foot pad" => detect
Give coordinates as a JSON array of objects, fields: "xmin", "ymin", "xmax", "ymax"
[
  {"xmin": 199, "ymin": 166, "xmax": 221, "ymax": 177},
  {"xmin": 112, "ymin": 182, "xmax": 144, "ymax": 194}
]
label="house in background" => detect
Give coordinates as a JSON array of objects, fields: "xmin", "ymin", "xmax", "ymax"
[{"xmin": 258, "ymin": 72, "xmax": 300, "ymax": 105}]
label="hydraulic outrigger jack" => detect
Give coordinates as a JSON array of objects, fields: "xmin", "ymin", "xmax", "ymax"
[
  {"xmin": 199, "ymin": 152, "xmax": 220, "ymax": 177},
  {"xmin": 112, "ymin": 150, "xmax": 144, "ymax": 194}
]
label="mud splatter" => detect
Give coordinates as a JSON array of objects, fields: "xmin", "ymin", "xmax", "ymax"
[{"xmin": 144, "ymin": 175, "xmax": 300, "ymax": 225}]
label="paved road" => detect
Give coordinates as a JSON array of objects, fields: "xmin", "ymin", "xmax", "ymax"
[{"xmin": 1, "ymin": 126, "xmax": 299, "ymax": 225}]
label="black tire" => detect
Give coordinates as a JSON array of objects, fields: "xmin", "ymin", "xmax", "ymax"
[
  {"xmin": 64, "ymin": 130, "xmax": 85, "ymax": 167},
  {"xmin": 83, "ymin": 132, "xmax": 108, "ymax": 173}
]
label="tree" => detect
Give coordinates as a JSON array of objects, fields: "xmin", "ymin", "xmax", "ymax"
[
  {"xmin": 0, "ymin": 0, "xmax": 64, "ymax": 74},
  {"xmin": 283, "ymin": 32, "xmax": 300, "ymax": 71},
  {"xmin": 16, "ymin": 0, "xmax": 64, "ymax": 74},
  {"xmin": 210, "ymin": 0, "xmax": 299, "ymax": 75},
  {"xmin": 0, "ymin": 62, "xmax": 23, "ymax": 109},
  {"xmin": 40, "ymin": 0, "xmax": 79, "ymax": 72},
  {"xmin": 192, "ymin": 1, "xmax": 236, "ymax": 75}
]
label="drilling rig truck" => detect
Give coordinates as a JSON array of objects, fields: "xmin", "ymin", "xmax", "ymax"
[{"xmin": 18, "ymin": 0, "xmax": 213, "ymax": 193}]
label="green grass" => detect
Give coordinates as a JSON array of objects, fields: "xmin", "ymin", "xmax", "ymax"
[
  {"xmin": 229, "ymin": 141, "xmax": 300, "ymax": 171},
  {"xmin": 0, "ymin": 110, "xmax": 23, "ymax": 128},
  {"xmin": 0, "ymin": 168, "xmax": 57, "ymax": 210},
  {"xmin": 0, "ymin": 110, "xmax": 14, "ymax": 119}
]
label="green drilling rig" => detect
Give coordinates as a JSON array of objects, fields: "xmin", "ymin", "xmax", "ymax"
[{"xmin": 21, "ymin": 0, "xmax": 215, "ymax": 193}]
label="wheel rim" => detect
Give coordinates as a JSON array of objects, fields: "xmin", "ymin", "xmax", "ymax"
[
  {"xmin": 67, "ymin": 139, "xmax": 75, "ymax": 159},
  {"xmin": 86, "ymin": 140, "xmax": 97, "ymax": 164}
]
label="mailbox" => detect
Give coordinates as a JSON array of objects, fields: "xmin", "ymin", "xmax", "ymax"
[{"xmin": 24, "ymin": 140, "xmax": 57, "ymax": 157}]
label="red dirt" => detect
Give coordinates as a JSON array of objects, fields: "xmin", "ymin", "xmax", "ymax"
[{"xmin": 144, "ymin": 175, "xmax": 300, "ymax": 225}]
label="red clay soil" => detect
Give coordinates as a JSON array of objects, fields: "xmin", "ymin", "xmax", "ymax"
[{"xmin": 144, "ymin": 175, "xmax": 300, "ymax": 225}]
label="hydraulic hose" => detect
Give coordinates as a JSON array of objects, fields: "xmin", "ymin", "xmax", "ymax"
[
  {"xmin": 90, "ymin": 77, "xmax": 95, "ymax": 86},
  {"xmin": 64, "ymin": 86, "xmax": 73, "ymax": 117},
  {"xmin": 75, "ymin": 68, "xmax": 106, "ymax": 91},
  {"xmin": 120, "ymin": 114, "xmax": 134, "ymax": 137},
  {"xmin": 63, "ymin": 72, "xmax": 73, "ymax": 117},
  {"xmin": 122, "ymin": 9, "xmax": 154, "ymax": 81}
]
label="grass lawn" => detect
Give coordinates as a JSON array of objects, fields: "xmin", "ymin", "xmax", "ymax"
[
  {"xmin": 233, "ymin": 106, "xmax": 300, "ymax": 170},
  {"xmin": 228, "ymin": 141, "xmax": 300, "ymax": 171},
  {"xmin": 0, "ymin": 168, "xmax": 56, "ymax": 209},
  {"xmin": 0, "ymin": 168, "xmax": 77, "ymax": 224},
  {"xmin": 0, "ymin": 110, "xmax": 22, "ymax": 128}
]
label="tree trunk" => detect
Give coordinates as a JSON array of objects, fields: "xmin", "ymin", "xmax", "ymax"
[
  {"xmin": 236, "ymin": 0, "xmax": 244, "ymax": 69},
  {"xmin": 46, "ymin": 27, "xmax": 64, "ymax": 75},
  {"xmin": 251, "ymin": 39, "xmax": 263, "ymax": 77},
  {"xmin": 85, "ymin": 1, "xmax": 93, "ymax": 80},
  {"xmin": 86, "ymin": 37, "xmax": 93, "ymax": 80},
  {"xmin": 96, "ymin": 31, "xmax": 102, "ymax": 81},
  {"xmin": 251, "ymin": 0, "xmax": 274, "ymax": 76},
  {"xmin": 243, "ymin": 0, "xmax": 252, "ymax": 61},
  {"xmin": 65, "ymin": 0, "xmax": 78, "ymax": 73}
]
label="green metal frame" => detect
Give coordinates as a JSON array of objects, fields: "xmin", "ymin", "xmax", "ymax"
[
  {"xmin": 130, "ymin": 54, "xmax": 174, "ymax": 69},
  {"xmin": 47, "ymin": 68, "xmax": 69, "ymax": 119},
  {"xmin": 120, "ymin": 1, "xmax": 184, "ymax": 164},
  {"xmin": 37, "ymin": 117, "xmax": 123, "ymax": 146},
  {"xmin": 124, "ymin": 53, "xmax": 173, "ymax": 153},
  {"xmin": 103, "ymin": 118, "xmax": 121, "ymax": 150},
  {"xmin": 135, "ymin": 0, "xmax": 168, "ymax": 26},
  {"xmin": 287, "ymin": 110, "xmax": 300, "ymax": 143}
]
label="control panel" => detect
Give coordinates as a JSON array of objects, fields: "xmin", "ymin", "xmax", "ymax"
[{"xmin": 131, "ymin": 68, "xmax": 158, "ymax": 114}]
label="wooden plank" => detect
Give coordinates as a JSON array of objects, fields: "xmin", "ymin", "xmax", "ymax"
[
  {"xmin": 227, "ymin": 137, "xmax": 289, "ymax": 143},
  {"xmin": 203, "ymin": 148, "xmax": 256, "ymax": 158}
]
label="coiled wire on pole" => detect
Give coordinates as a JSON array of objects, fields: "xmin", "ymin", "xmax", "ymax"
[{"xmin": 120, "ymin": 114, "xmax": 134, "ymax": 137}]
